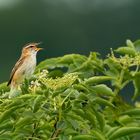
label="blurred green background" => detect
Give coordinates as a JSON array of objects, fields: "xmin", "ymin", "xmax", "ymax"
[{"xmin": 0, "ymin": 0, "xmax": 140, "ymax": 82}]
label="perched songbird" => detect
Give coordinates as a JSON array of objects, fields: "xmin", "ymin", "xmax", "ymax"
[{"xmin": 7, "ymin": 43, "xmax": 43, "ymax": 95}]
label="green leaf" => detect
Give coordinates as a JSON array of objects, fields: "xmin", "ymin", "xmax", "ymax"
[
  {"xmin": 92, "ymin": 97, "xmax": 115, "ymax": 107},
  {"xmin": 0, "ymin": 121, "xmax": 13, "ymax": 131},
  {"xmin": 115, "ymin": 47, "xmax": 136, "ymax": 56},
  {"xmin": 0, "ymin": 82, "xmax": 10, "ymax": 93},
  {"xmin": 5, "ymin": 99, "xmax": 24, "ymax": 109},
  {"xmin": 91, "ymin": 130, "xmax": 107, "ymax": 140},
  {"xmin": 15, "ymin": 117, "xmax": 34, "ymax": 129},
  {"xmin": 64, "ymin": 128, "xmax": 78, "ymax": 135},
  {"xmin": 106, "ymin": 126, "xmax": 120, "ymax": 137},
  {"xmin": 118, "ymin": 115, "xmax": 134, "ymax": 126},
  {"xmin": 48, "ymin": 69, "xmax": 63, "ymax": 78},
  {"xmin": 134, "ymin": 39, "xmax": 140, "ymax": 51},
  {"xmin": 0, "ymin": 134, "xmax": 12, "ymax": 140},
  {"xmin": 126, "ymin": 39, "xmax": 135, "ymax": 48},
  {"xmin": 91, "ymin": 84, "xmax": 115, "ymax": 96},
  {"xmin": 72, "ymin": 135, "xmax": 94, "ymax": 140},
  {"xmin": 133, "ymin": 72, "xmax": 140, "ymax": 99},
  {"xmin": 84, "ymin": 109, "xmax": 97, "ymax": 127},
  {"xmin": 72, "ymin": 109, "xmax": 86, "ymax": 119},
  {"xmin": 17, "ymin": 94, "xmax": 37, "ymax": 100},
  {"xmin": 77, "ymin": 92, "xmax": 89, "ymax": 101},
  {"xmin": 33, "ymin": 95, "xmax": 45, "ymax": 112},
  {"xmin": 67, "ymin": 113, "xmax": 83, "ymax": 122},
  {"xmin": 92, "ymin": 108, "xmax": 105, "ymax": 131},
  {"xmin": 36, "ymin": 57, "xmax": 65, "ymax": 72},
  {"xmin": 109, "ymin": 127, "xmax": 140, "ymax": 140},
  {"xmin": 36, "ymin": 54, "xmax": 86, "ymax": 72},
  {"xmin": 85, "ymin": 76, "xmax": 113, "ymax": 85},
  {"xmin": 121, "ymin": 108, "xmax": 140, "ymax": 116},
  {"xmin": 0, "ymin": 106, "xmax": 20, "ymax": 123},
  {"xmin": 74, "ymin": 84, "xmax": 89, "ymax": 93}
]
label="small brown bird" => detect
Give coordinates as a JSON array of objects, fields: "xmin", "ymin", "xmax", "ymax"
[{"xmin": 7, "ymin": 42, "xmax": 43, "ymax": 90}]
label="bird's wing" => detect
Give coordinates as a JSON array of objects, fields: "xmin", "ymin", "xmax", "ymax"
[{"xmin": 7, "ymin": 56, "xmax": 25, "ymax": 86}]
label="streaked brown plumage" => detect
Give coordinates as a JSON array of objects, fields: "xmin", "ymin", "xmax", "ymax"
[{"xmin": 7, "ymin": 42, "xmax": 42, "ymax": 89}]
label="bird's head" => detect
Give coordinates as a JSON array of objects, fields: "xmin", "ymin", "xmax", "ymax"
[{"xmin": 22, "ymin": 42, "xmax": 43, "ymax": 56}]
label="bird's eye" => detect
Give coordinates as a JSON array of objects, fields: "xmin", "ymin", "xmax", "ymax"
[{"xmin": 29, "ymin": 46, "xmax": 34, "ymax": 48}]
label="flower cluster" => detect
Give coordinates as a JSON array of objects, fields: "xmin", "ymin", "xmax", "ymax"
[
  {"xmin": 29, "ymin": 69, "xmax": 78, "ymax": 91},
  {"xmin": 109, "ymin": 49, "xmax": 140, "ymax": 68}
]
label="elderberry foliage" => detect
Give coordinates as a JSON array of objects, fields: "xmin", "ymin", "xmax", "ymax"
[{"xmin": 0, "ymin": 40, "xmax": 140, "ymax": 140}]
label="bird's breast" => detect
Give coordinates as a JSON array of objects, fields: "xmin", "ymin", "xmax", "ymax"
[{"xmin": 20, "ymin": 55, "xmax": 36, "ymax": 78}]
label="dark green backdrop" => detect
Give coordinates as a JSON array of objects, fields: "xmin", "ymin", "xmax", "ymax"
[{"xmin": 0, "ymin": 0, "xmax": 140, "ymax": 82}]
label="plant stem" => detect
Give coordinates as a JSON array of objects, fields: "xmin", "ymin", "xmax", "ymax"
[
  {"xmin": 58, "ymin": 105, "xmax": 62, "ymax": 121},
  {"xmin": 50, "ymin": 129, "xmax": 61, "ymax": 140},
  {"xmin": 110, "ymin": 69, "xmax": 125, "ymax": 103},
  {"xmin": 114, "ymin": 69, "xmax": 125, "ymax": 95},
  {"xmin": 51, "ymin": 118, "xmax": 61, "ymax": 139},
  {"xmin": 61, "ymin": 90, "xmax": 72, "ymax": 106}
]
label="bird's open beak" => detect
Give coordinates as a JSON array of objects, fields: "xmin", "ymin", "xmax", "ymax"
[
  {"xmin": 35, "ymin": 47, "xmax": 43, "ymax": 51},
  {"xmin": 34, "ymin": 42, "xmax": 43, "ymax": 51}
]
